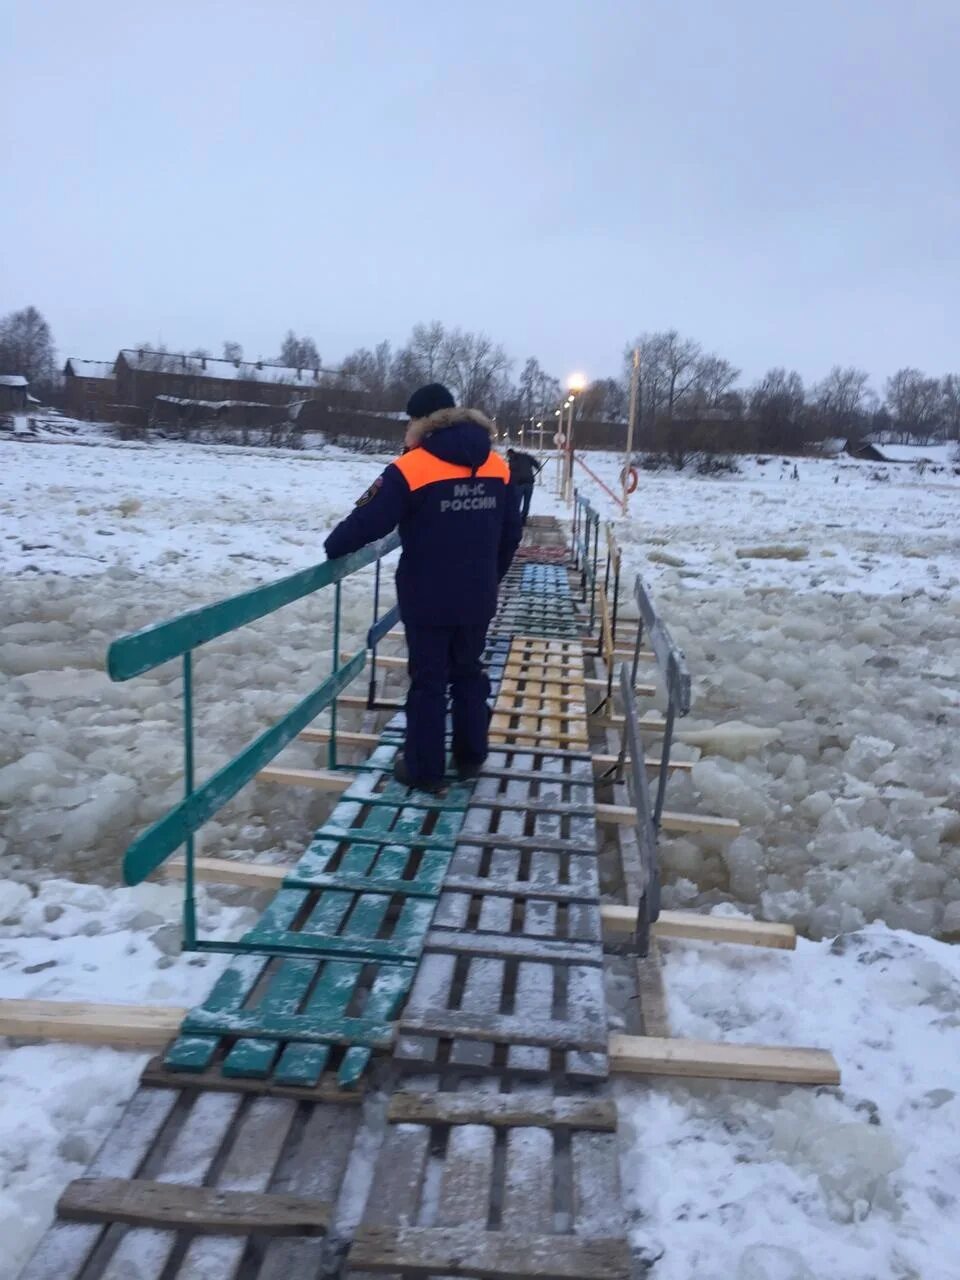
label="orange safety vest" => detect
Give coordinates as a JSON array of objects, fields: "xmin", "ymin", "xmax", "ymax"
[{"xmin": 394, "ymin": 447, "xmax": 511, "ymax": 491}]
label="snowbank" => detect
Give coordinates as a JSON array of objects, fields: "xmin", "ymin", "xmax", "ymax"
[{"xmin": 617, "ymin": 922, "xmax": 960, "ymax": 1279}]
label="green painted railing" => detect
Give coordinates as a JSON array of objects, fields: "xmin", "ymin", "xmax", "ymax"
[{"xmin": 106, "ymin": 533, "xmax": 401, "ymax": 949}]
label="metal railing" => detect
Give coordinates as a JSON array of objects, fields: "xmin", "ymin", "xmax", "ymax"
[
  {"xmin": 630, "ymin": 574, "xmax": 691, "ymax": 828},
  {"xmin": 572, "ymin": 490, "xmax": 601, "ymax": 631},
  {"xmin": 106, "ymin": 533, "xmax": 400, "ymax": 952},
  {"xmin": 617, "ymin": 663, "xmax": 660, "ymax": 955}
]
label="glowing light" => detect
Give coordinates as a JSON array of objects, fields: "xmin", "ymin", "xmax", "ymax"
[{"xmin": 567, "ymin": 372, "xmax": 587, "ymax": 393}]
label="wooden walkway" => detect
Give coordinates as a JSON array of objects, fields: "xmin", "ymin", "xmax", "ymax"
[{"xmin": 20, "ymin": 516, "xmax": 634, "ymax": 1280}]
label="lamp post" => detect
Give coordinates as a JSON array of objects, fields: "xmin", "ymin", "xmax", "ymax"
[{"xmin": 563, "ymin": 373, "xmax": 587, "ymax": 503}]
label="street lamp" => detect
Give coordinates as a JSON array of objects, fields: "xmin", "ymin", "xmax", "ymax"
[{"xmin": 562, "ymin": 373, "xmax": 587, "ymax": 502}]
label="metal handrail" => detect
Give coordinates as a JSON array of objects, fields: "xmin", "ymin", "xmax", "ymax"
[
  {"xmin": 108, "ymin": 532, "xmax": 400, "ymax": 680},
  {"xmin": 630, "ymin": 574, "xmax": 691, "ymax": 828},
  {"xmin": 106, "ymin": 533, "xmax": 402, "ymax": 951}
]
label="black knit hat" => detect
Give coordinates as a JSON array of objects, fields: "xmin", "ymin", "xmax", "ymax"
[{"xmin": 406, "ymin": 382, "xmax": 455, "ymax": 420}]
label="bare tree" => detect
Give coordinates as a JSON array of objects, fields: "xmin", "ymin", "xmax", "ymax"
[
  {"xmin": 222, "ymin": 340, "xmax": 243, "ymax": 362},
  {"xmin": 341, "ymin": 340, "xmax": 396, "ymax": 406},
  {"xmin": 940, "ymin": 375, "xmax": 960, "ymax": 442},
  {"xmin": 279, "ymin": 331, "xmax": 320, "ymax": 370},
  {"xmin": 0, "ymin": 305, "xmax": 57, "ymax": 386},
  {"xmin": 885, "ymin": 368, "xmax": 943, "ymax": 442},
  {"xmin": 811, "ymin": 366, "xmax": 875, "ymax": 438},
  {"xmin": 446, "ymin": 329, "xmax": 512, "ymax": 413},
  {"xmin": 693, "ymin": 355, "xmax": 740, "ymax": 407},
  {"xmin": 750, "ymin": 368, "xmax": 806, "ymax": 451}
]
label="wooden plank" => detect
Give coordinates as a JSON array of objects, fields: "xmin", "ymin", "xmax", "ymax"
[
  {"xmin": 258, "ymin": 1103, "xmax": 363, "ymax": 1280},
  {"xmin": 299, "ymin": 727, "xmax": 381, "ymax": 748},
  {"xmin": 140, "ymin": 1056, "xmax": 364, "ymax": 1102},
  {"xmin": 0, "ymin": 999, "xmax": 184, "ymax": 1047},
  {"xmin": 161, "ymin": 856, "xmax": 285, "ymax": 890},
  {"xmin": 434, "ymin": 1125, "xmax": 495, "ymax": 1228},
  {"xmin": 398, "ymin": 1008, "xmax": 606, "ymax": 1053},
  {"xmin": 389, "ymin": 1092, "xmax": 616, "ymax": 1131},
  {"xmin": 425, "ymin": 929, "xmax": 601, "ymax": 967},
  {"xmin": 609, "ymin": 1033, "xmax": 841, "ymax": 1085},
  {"xmin": 572, "ymin": 1132, "xmax": 626, "ymax": 1236},
  {"xmin": 601, "ymin": 905, "xmax": 797, "ymax": 950},
  {"xmin": 439, "ymin": 873, "xmax": 597, "ymax": 904},
  {"xmin": 58, "ymin": 1178, "xmax": 332, "ymax": 1235},
  {"xmin": 595, "ymin": 803, "xmax": 741, "ymax": 836},
  {"xmin": 349, "ymin": 1225, "xmax": 631, "ymax": 1280},
  {"xmin": 257, "ymin": 765, "xmax": 354, "ymax": 791},
  {"xmin": 502, "ymin": 1125, "xmax": 553, "ymax": 1230},
  {"xmin": 593, "ymin": 752, "xmax": 694, "ymax": 773}
]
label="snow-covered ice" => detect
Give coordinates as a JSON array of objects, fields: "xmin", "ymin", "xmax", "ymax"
[{"xmin": 1, "ymin": 431, "xmax": 959, "ymax": 1278}]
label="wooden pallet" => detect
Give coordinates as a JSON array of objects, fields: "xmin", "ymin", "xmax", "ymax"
[
  {"xmin": 490, "ymin": 637, "xmax": 589, "ymax": 751},
  {"xmin": 346, "ymin": 1083, "xmax": 631, "ymax": 1280},
  {"xmin": 21, "ymin": 1084, "xmax": 365, "ymax": 1280},
  {"xmin": 395, "ymin": 747, "xmax": 609, "ymax": 1081}
]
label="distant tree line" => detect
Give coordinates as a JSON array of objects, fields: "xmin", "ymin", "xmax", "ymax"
[{"xmin": 2, "ymin": 304, "xmax": 958, "ymax": 453}]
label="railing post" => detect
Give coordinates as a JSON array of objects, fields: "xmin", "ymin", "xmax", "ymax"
[
  {"xmin": 368, "ymin": 557, "xmax": 382, "ymax": 709},
  {"xmin": 588, "ymin": 514, "xmax": 599, "ymax": 632},
  {"xmin": 653, "ymin": 698, "xmax": 676, "ymax": 830},
  {"xmin": 182, "ymin": 650, "xmax": 197, "ymax": 949},
  {"xmin": 329, "ymin": 582, "xmax": 341, "ymax": 771}
]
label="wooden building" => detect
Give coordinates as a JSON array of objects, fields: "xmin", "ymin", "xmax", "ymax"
[
  {"xmin": 63, "ymin": 359, "xmax": 118, "ymax": 420},
  {"xmin": 0, "ymin": 375, "xmax": 29, "ymax": 411},
  {"xmin": 114, "ymin": 350, "xmax": 364, "ymax": 415}
]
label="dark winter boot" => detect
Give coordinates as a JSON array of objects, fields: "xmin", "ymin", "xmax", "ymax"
[
  {"xmin": 454, "ymin": 758, "xmax": 486, "ymax": 783},
  {"xmin": 393, "ymin": 754, "xmax": 445, "ymax": 796}
]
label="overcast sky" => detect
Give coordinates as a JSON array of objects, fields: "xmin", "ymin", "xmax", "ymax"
[{"xmin": 2, "ymin": 1, "xmax": 957, "ymax": 388}]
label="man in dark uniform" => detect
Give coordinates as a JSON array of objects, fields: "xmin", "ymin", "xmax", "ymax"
[
  {"xmin": 506, "ymin": 447, "xmax": 542, "ymax": 525},
  {"xmin": 324, "ymin": 383, "xmax": 522, "ymax": 793}
]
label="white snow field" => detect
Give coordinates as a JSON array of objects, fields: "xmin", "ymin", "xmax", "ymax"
[{"xmin": 1, "ymin": 432, "xmax": 959, "ymax": 1278}]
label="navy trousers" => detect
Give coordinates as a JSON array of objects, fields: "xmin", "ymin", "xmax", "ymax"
[
  {"xmin": 517, "ymin": 482, "xmax": 533, "ymax": 524},
  {"xmin": 404, "ymin": 623, "xmax": 491, "ymax": 785}
]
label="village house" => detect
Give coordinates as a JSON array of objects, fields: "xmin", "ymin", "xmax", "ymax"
[
  {"xmin": 0, "ymin": 374, "xmax": 29, "ymax": 412},
  {"xmin": 63, "ymin": 359, "xmax": 118, "ymax": 420}
]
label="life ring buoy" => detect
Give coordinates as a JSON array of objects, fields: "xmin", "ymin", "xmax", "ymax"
[{"xmin": 621, "ymin": 465, "xmax": 639, "ymax": 495}]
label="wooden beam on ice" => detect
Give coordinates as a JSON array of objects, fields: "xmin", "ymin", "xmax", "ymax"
[
  {"xmin": 0, "ymin": 999, "xmax": 185, "ymax": 1048},
  {"xmin": 299, "ymin": 728, "xmax": 381, "ymax": 749},
  {"xmin": 160, "ymin": 856, "xmax": 285, "ymax": 890},
  {"xmin": 257, "ymin": 765, "xmax": 354, "ymax": 792},
  {"xmin": 601, "ymin": 904, "xmax": 796, "ymax": 950},
  {"xmin": 594, "ymin": 803, "xmax": 740, "ymax": 837},
  {"xmin": 609, "ymin": 1033, "xmax": 840, "ymax": 1085},
  {"xmin": 592, "ymin": 751, "xmax": 694, "ymax": 774}
]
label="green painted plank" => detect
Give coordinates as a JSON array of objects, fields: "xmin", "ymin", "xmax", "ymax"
[
  {"xmin": 180, "ymin": 1007, "xmax": 397, "ymax": 1047},
  {"xmin": 337, "ymin": 964, "xmax": 413, "ymax": 1086},
  {"xmin": 163, "ymin": 954, "xmax": 269, "ymax": 1072},
  {"xmin": 281, "ymin": 871, "xmax": 445, "ymax": 899},
  {"xmin": 108, "ymin": 532, "xmax": 400, "ymax": 680},
  {"xmin": 225, "ymin": 797, "xmax": 405, "ymax": 1076},
  {"xmin": 122, "ymin": 650, "xmax": 367, "ymax": 885},
  {"xmin": 309, "ymin": 827, "xmax": 458, "ymax": 854},
  {"xmin": 274, "ymin": 840, "xmax": 413, "ymax": 1086}
]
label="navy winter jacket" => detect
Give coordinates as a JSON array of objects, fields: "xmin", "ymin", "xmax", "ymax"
[{"xmin": 324, "ymin": 407, "xmax": 523, "ymax": 626}]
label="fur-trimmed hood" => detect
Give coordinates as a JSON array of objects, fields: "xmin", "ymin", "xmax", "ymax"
[{"xmin": 404, "ymin": 406, "xmax": 497, "ymax": 450}]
